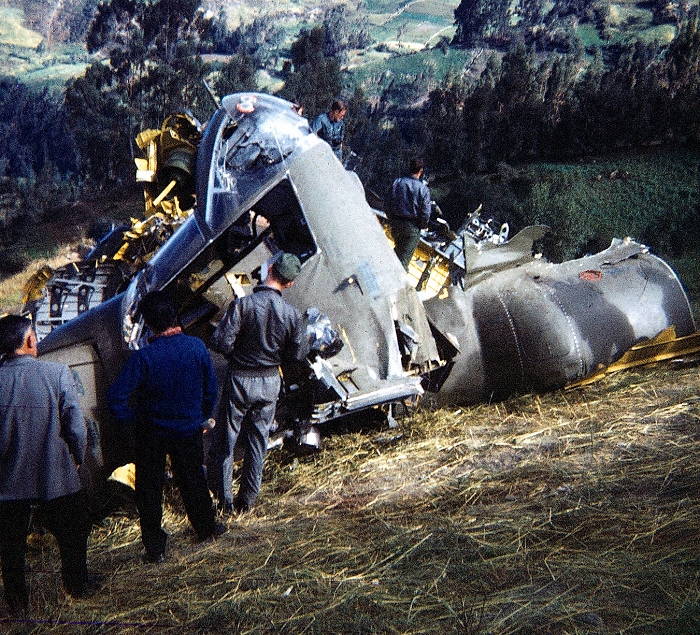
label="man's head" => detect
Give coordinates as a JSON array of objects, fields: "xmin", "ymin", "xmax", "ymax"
[
  {"xmin": 268, "ymin": 252, "xmax": 302, "ymax": 288},
  {"xmin": 329, "ymin": 100, "xmax": 347, "ymax": 123},
  {"xmin": 0, "ymin": 314, "xmax": 36, "ymax": 358},
  {"xmin": 138, "ymin": 291, "xmax": 178, "ymax": 334},
  {"xmin": 409, "ymin": 157, "xmax": 425, "ymax": 178}
]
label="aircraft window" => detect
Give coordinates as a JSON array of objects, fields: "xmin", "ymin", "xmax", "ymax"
[
  {"xmin": 166, "ymin": 176, "xmax": 317, "ymax": 338},
  {"xmin": 252, "ymin": 178, "xmax": 316, "ymax": 261}
]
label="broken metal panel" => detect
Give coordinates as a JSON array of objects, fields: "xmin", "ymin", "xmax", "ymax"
[
  {"xmin": 423, "ymin": 287, "xmax": 486, "ymax": 405},
  {"xmin": 425, "ymin": 237, "xmax": 696, "ymax": 405},
  {"xmin": 117, "ymin": 98, "xmax": 438, "ymax": 417},
  {"xmin": 26, "ymin": 91, "xmax": 697, "ymax": 489},
  {"xmin": 38, "ymin": 296, "xmax": 134, "ymax": 483},
  {"xmin": 568, "ymin": 327, "xmax": 700, "ymax": 387},
  {"xmin": 282, "ymin": 141, "xmax": 441, "ymax": 383},
  {"xmin": 40, "ymin": 295, "xmax": 130, "ymax": 387}
]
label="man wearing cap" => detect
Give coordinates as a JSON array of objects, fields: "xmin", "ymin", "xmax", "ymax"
[{"xmin": 207, "ymin": 252, "xmax": 309, "ymax": 514}]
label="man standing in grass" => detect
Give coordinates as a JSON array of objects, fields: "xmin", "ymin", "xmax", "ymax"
[
  {"xmin": 0, "ymin": 314, "xmax": 92, "ymax": 616},
  {"xmin": 311, "ymin": 100, "xmax": 347, "ymax": 161},
  {"xmin": 108, "ymin": 291, "xmax": 224, "ymax": 563},
  {"xmin": 207, "ymin": 253, "xmax": 308, "ymax": 514}
]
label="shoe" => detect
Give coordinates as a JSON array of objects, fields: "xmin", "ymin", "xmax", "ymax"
[
  {"xmin": 213, "ymin": 521, "xmax": 226, "ymax": 537},
  {"xmin": 199, "ymin": 521, "xmax": 226, "ymax": 541},
  {"xmin": 144, "ymin": 551, "xmax": 165, "ymax": 564},
  {"xmin": 232, "ymin": 497, "xmax": 251, "ymax": 515},
  {"xmin": 65, "ymin": 572, "xmax": 104, "ymax": 599}
]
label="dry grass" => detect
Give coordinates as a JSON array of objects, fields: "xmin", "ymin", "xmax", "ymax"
[{"xmin": 3, "ymin": 360, "xmax": 700, "ymax": 634}]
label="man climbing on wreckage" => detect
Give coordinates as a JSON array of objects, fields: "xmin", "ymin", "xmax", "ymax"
[
  {"xmin": 386, "ymin": 157, "xmax": 433, "ymax": 270},
  {"xmin": 207, "ymin": 252, "xmax": 309, "ymax": 515}
]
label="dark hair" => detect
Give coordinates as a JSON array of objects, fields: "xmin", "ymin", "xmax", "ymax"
[
  {"xmin": 409, "ymin": 157, "xmax": 424, "ymax": 175},
  {"xmin": 138, "ymin": 291, "xmax": 178, "ymax": 334},
  {"xmin": 0, "ymin": 314, "xmax": 32, "ymax": 357},
  {"xmin": 331, "ymin": 100, "xmax": 346, "ymax": 113}
]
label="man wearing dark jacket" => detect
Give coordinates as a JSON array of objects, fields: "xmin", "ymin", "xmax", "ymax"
[
  {"xmin": 207, "ymin": 252, "xmax": 309, "ymax": 514},
  {"xmin": 311, "ymin": 100, "xmax": 347, "ymax": 161},
  {"xmin": 0, "ymin": 314, "xmax": 90, "ymax": 616},
  {"xmin": 386, "ymin": 157, "xmax": 432, "ymax": 269},
  {"xmin": 108, "ymin": 291, "xmax": 224, "ymax": 563}
]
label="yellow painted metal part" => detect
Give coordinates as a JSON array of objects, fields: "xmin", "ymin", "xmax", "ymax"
[
  {"xmin": 21, "ymin": 265, "xmax": 54, "ymax": 304},
  {"xmin": 407, "ymin": 240, "xmax": 451, "ymax": 298},
  {"xmin": 22, "ymin": 116, "xmax": 199, "ymax": 305},
  {"xmin": 109, "ymin": 463, "xmax": 135, "ymax": 489},
  {"xmin": 382, "ymin": 222, "xmax": 451, "ymax": 299}
]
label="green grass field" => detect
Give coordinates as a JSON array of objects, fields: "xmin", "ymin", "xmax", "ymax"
[{"xmin": 0, "ymin": 8, "xmax": 88, "ymax": 88}]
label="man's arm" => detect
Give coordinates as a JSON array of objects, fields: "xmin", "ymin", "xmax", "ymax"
[
  {"xmin": 107, "ymin": 353, "xmax": 143, "ymax": 426},
  {"xmin": 310, "ymin": 114, "xmax": 324, "ymax": 135},
  {"xmin": 287, "ymin": 310, "xmax": 310, "ymax": 363},
  {"xmin": 418, "ymin": 183, "xmax": 432, "ymax": 229},
  {"xmin": 59, "ymin": 364, "xmax": 87, "ymax": 466},
  {"xmin": 210, "ymin": 299, "xmax": 242, "ymax": 357},
  {"xmin": 201, "ymin": 348, "xmax": 218, "ymax": 419}
]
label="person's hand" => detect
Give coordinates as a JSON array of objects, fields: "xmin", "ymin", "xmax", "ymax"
[{"xmin": 202, "ymin": 418, "xmax": 216, "ymax": 434}]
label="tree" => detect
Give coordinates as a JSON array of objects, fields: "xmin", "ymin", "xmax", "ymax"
[
  {"xmin": 68, "ymin": 0, "xmax": 212, "ymax": 185},
  {"xmin": 454, "ymin": 0, "xmax": 514, "ymax": 47},
  {"xmin": 667, "ymin": 11, "xmax": 700, "ymax": 139},
  {"xmin": 0, "ymin": 79, "xmax": 77, "ymax": 180},
  {"xmin": 322, "ymin": 6, "xmax": 372, "ymax": 61},
  {"xmin": 280, "ymin": 26, "xmax": 342, "ymax": 117},
  {"xmin": 64, "ymin": 63, "xmax": 132, "ymax": 184},
  {"xmin": 215, "ymin": 54, "xmax": 259, "ymax": 97}
]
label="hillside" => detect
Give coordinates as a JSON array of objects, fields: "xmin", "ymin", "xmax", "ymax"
[
  {"xmin": 2, "ymin": 360, "xmax": 699, "ymax": 633},
  {"xmin": 0, "ymin": 0, "xmax": 683, "ymax": 91}
]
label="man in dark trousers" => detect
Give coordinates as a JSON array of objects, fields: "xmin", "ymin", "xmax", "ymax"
[
  {"xmin": 108, "ymin": 291, "xmax": 224, "ymax": 563},
  {"xmin": 386, "ymin": 157, "xmax": 433, "ymax": 269},
  {"xmin": 207, "ymin": 252, "xmax": 309, "ymax": 514},
  {"xmin": 0, "ymin": 314, "xmax": 91, "ymax": 616}
]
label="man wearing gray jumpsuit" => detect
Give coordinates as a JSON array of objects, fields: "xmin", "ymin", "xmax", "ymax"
[
  {"xmin": 207, "ymin": 253, "xmax": 308, "ymax": 513},
  {"xmin": 386, "ymin": 157, "xmax": 432, "ymax": 269}
]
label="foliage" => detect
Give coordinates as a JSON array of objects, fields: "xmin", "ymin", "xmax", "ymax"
[
  {"xmin": 209, "ymin": 14, "xmax": 284, "ymax": 69},
  {"xmin": 67, "ymin": 0, "xmax": 212, "ymax": 187},
  {"xmin": 322, "ymin": 5, "xmax": 373, "ymax": 64},
  {"xmin": 363, "ymin": 12, "xmax": 700, "ymax": 186},
  {"xmin": 454, "ymin": 0, "xmax": 515, "ymax": 47},
  {"xmin": 0, "ymin": 78, "xmax": 77, "ymax": 179},
  {"xmin": 432, "ymin": 150, "xmax": 700, "ymax": 266},
  {"xmin": 214, "ymin": 54, "xmax": 259, "ymax": 97},
  {"xmin": 279, "ymin": 26, "xmax": 342, "ymax": 118}
]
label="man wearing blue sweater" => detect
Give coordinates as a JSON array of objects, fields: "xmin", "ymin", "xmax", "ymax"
[{"xmin": 108, "ymin": 291, "xmax": 224, "ymax": 563}]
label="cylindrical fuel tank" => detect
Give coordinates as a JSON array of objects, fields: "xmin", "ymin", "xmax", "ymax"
[{"xmin": 425, "ymin": 239, "xmax": 696, "ymax": 405}]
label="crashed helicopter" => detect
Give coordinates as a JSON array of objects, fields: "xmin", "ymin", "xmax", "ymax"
[{"xmin": 25, "ymin": 92, "xmax": 696, "ymax": 490}]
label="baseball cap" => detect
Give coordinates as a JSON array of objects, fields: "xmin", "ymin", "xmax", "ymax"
[{"xmin": 273, "ymin": 252, "xmax": 302, "ymax": 282}]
